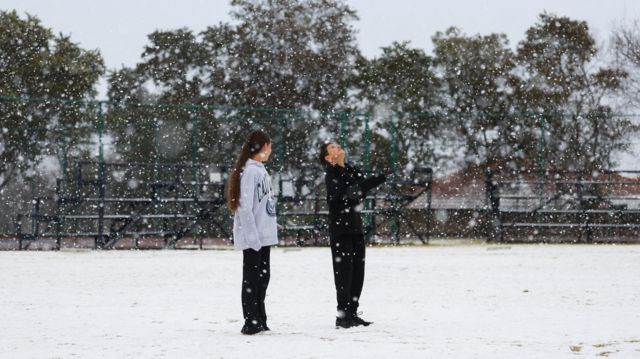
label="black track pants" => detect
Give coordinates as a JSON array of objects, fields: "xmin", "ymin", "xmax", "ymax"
[
  {"xmin": 330, "ymin": 234, "xmax": 366, "ymax": 317},
  {"xmin": 241, "ymin": 246, "xmax": 271, "ymax": 324}
]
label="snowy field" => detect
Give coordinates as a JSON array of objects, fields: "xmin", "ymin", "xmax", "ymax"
[{"xmin": 1, "ymin": 244, "xmax": 639, "ymax": 358}]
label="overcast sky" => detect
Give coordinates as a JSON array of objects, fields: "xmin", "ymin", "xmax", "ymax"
[{"xmin": 3, "ymin": 0, "xmax": 640, "ymax": 72}]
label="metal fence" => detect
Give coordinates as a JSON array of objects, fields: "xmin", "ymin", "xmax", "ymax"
[{"xmin": 1, "ymin": 95, "xmax": 640, "ymax": 248}]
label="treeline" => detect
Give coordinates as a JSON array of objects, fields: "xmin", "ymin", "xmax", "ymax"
[{"xmin": 2, "ymin": 0, "xmax": 640, "ymax": 197}]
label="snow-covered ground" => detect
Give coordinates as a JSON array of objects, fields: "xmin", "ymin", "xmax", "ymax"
[{"xmin": 1, "ymin": 244, "xmax": 639, "ymax": 358}]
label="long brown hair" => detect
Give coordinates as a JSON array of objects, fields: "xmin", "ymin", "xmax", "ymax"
[{"xmin": 227, "ymin": 130, "xmax": 271, "ymax": 212}]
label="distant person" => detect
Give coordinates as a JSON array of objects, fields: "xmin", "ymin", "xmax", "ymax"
[
  {"xmin": 227, "ymin": 130, "xmax": 278, "ymax": 335},
  {"xmin": 319, "ymin": 142, "xmax": 386, "ymax": 328}
]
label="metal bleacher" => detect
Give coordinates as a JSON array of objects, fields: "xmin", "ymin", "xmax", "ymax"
[
  {"xmin": 275, "ymin": 166, "xmax": 327, "ymax": 245},
  {"xmin": 15, "ymin": 160, "xmax": 435, "ymax": 249},
  {"xmin": 486, "ymin": 169, "xmax": 640, "ymax": 242},
  {"xmin": 16, "ymin": 161, "xmax": 229, "ymax": 249},
  {"xmin": 275, "ymin": 166, "xmax": 433, "ymax": 245}
]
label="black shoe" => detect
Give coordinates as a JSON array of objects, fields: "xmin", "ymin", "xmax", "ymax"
[
  {"xmin": 261, "ymin": 321, "xmax": 270, "ymax": 331},
  {"xmin": 351, "ymin": 313, "xmax": 372, "ymax": 327},
  {"xmin": 335, "ymin": 317, "xmax": 353, "ymax": 329},
  {"xmin": 241, "ymin": 320, "xmax": 263, "ymax": 335}
]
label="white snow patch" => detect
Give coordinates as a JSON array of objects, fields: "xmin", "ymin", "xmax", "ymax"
[{"xmin": 0, "ymin": 245, "xmax": 639, "ymax": 358}]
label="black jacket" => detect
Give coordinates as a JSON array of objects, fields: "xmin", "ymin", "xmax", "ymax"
[{"xmin": 324, "ymin": 163, "xmax": 386, "ymax": 235}]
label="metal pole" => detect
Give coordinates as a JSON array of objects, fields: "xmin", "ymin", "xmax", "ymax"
[
  {"xmin": 363, "ymin": 114, "xmax": 373, "ymax": 241},
  {"xmin": 190, "ymin": 108, "xmax": 201, "ymax": 247},
  {"xmin": 364, "ymin": 114, "xmax": 371, "ymax": 174},
  {"xmin": 390, "ymin": 113, "xmax": 398, "ymax": 175},
  {"xmin": 32, "ymin": 198, "xmax": 41, "ymax": 237},
  {"xmin": 274, "ymin": 114, "xmax": 285, "ymax": 223},
  {"xmin": 62, "ymin": 126, "xmax": 69, "ymax": 184},
  {"xmin": 190, "ymin": 108, "xmax": 200, "ymax": 196},
  {"xmin": 426, "ymin": 168, "xmax": 433, "ymax": 243},
  {"xmin": 55, "ymin": 178, "xmax": 63, "ymax": 250},
  {"xmin": 390, "ymin": 113, "xmax": 398, "ymax": 242},
  {"xmin": 97, "ymin": 103, "xmax": 106, "ymax": 248},
  {"xmin": 340, "ymin": 113, "xmax": 347, "ymax": 149},
  {"xmin": 279, "ymin": 115, "xmax": 286, "ymax": 172},
  {"xmin": 538, "ymin": 114, "xmax": 546, "ymax": 207},
  {"xmin": 58, "ymin": 126, "xmax": 69, "ymax": 249},
  {"xmin": 153, "ymin": 118, "xmax": 162, "ymax": 242},
  {"xmin": 277, "ymin": 116, "xmax": 286, "ymax": 200},
  {"xmin": 98, "ymin": 103, "xmax": 105, "ymax": 174},
  {"xmin": 15, "ymin": 214, "xmax": 23, "ymax": 250},
  {"xmin": 485, "ymin": 168, "xmax": 500, "ymax": 242}
]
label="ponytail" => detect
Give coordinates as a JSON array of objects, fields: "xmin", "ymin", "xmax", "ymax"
[{"xmin": 227, "ymin": 130, "xmax": 271, "ymax": 212}]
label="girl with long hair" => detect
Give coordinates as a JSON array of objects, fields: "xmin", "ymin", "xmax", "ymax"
[{"xmin": 227, "ymin": 130, "xmax": 278, "ymax": 335}]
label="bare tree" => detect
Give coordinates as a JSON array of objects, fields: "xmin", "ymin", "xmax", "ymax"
[{"xmin": 612, "ymin": 19, "xmax": 640, "ymax": 107}]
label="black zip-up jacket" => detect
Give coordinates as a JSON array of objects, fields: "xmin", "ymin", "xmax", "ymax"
[{"xmin": 324, "ymin": 163, "xmax": 386, "ymax": 235}]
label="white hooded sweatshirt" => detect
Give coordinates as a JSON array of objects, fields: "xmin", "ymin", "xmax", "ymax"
[{"xmin": 233, "ymin": 159, "xmax": 278, "ymax": 251}]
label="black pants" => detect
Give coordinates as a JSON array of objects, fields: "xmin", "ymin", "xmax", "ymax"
[
  {"xmin": 330, "ymin": 233, "xmax": 366, "ymax": 317},
  {"xmin": 241, "ymin": 246, "xmax": 271, "ymax": 325}
]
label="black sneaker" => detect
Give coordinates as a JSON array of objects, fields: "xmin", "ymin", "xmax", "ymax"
[
  {"xmin": 351, "ymin": 313, "xmax": 372, "ymax": 327},
  {"xmin": 241, "ymin": 320, "xmax": 263, "ymax": 335},
  {"xmin": 335, "ymin": 317, "xmax": 353, "ymax": 329}
]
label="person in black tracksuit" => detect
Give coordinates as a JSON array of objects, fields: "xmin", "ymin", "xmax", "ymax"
[{"xmin": 319, "ymin": 142, "xmax": 386, "ymax": 329}]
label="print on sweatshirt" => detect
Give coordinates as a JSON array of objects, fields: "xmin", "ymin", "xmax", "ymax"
[{"xmin": 256, "ymin": 174, "xmax": 277, "ymax": 217}]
